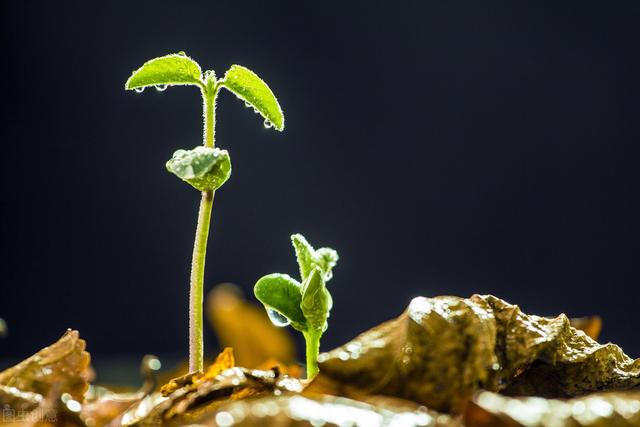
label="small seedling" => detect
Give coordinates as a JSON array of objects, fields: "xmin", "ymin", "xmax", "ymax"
[
  {"xmin": 254, "ymin": 234, "xmax": 339, "ymax": 378},
  {"xmin": 125, "ymin": 52, "xmax": 284, "ymax": 373}
]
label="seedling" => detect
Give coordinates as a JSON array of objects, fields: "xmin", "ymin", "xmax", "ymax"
[
  {"xmin": 254, "ymin": 234, "xmax": 339, "ymax": 378},
  {"xmin": 125, "ymin": 52, "xmax": 284, "ymax": 373}
]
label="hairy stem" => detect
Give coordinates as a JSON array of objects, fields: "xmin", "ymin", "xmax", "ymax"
[
  {"xmin": 188, "ymin": 79, "xmax": 219, "ymax": 372},
  {"xmin": 189, "ymin": 190, "xmax": 214, "ymax": 372},
  {"xmin": 203, "ymin": 80, "xmax": 216, "ymax": 149},
  {"xmin": 303, "ymin": 330, "xmax": 321, "ymax": 378}
]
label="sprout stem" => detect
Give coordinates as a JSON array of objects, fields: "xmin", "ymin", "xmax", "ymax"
[
  {"xmin": 303, "ymin": 330, "xmax": 321, "ymax": 378},
  {"xmin": 189, "ymin": 190, "xmax": 214, "ymax": 372},
  {"xmin": 188, "ymin": 79, "xmax": 219, "ymax": 372}
]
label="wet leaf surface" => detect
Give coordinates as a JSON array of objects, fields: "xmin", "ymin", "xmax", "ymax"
[
  {"xmin": 465, "ymin": 390, "xmax": 640, "ymax": 427},
  {"xmin": 221, "ymin": 65, "xmax": 284, "ymax": 131},
  {"xmin": 197, "ymin": 394, "xmax": 460, "ymax": 426},
  {"xmin": 0, "ymin": 329, "xmax": 91, "ymax": 401},
  {"xmin": 123, "ymin": 348, "xmax": 305, "ymax": 425},
  {"xmin": 0, "ymin": 295, "xmax": 637, "ymax": 426},
  {"xmin": 316, "ymin": 295, "xmax": 640, "ymax": 414}
]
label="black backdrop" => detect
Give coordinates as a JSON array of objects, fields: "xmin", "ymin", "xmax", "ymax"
[{"xmin": 2, "ymin": 1, "xmax": 639, "ymax": 368}]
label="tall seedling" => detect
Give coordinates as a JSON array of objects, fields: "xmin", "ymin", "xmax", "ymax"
[{"xmin": 125, "ymin": 53, "xmax": 284, "ymax": 372}]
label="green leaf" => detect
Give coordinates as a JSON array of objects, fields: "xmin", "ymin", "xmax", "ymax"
[
  {"xmin": 291, "ymin": 234, "xmax": 314, "ymax": 280},
  {"xmin": 166, "ymin": 147, "xmax": 231, "ymax": 191},
  {"xmin": 254, "ymin": 274, "xmax": 307, "ymax": 331},
  {"xmin": 291, "ymin": 234, "xmax": 339, "ymax": 282},
  {"xmin": 221, "ymin": 65, "xmax": 284, "ymax": 131},
  {"xmin": 125, "ymin": 53, "xmax": 202, "ymax": 90},
  {"xmin": 300, "ymin": 268, "xmax": 331, "ymax": 332},
  {"xmin": 315, "ymin": 247, "xmax": 339, "ymax": 282}
]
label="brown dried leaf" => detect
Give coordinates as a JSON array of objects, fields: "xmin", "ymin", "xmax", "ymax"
[
  {"xmin": 0, "ymin": 330, "xmax": 91, "ymax": 401},
  {"xmin": 465, "ymin": 390, "xmax": 640, "ymax": 427},
  {"xmin": 196, "ymin": 394, "xmax": 461, "ymax": 426},
  {"xmin": 202, "ymin": 347, "xmax": 236, "ymax": 381},
  {"xmin": 123, "ymin": 363, "xmax": 305, "ymax": 426},
  {"xmin": 81, "ymin": 385, "xmax": 150, "ymax": 427},
  {"xmin": 317, "ymin": 295, "xmax": 640, "ymax": 414},
  {"xmin": 207, "ymin": 284, "xmax": 296, "ymax": 368},
  {"xmin": 161, "ymin": 348, "xmax": 236, "ymax": 396},
  {"xmin": 255, "ymin": 358, "xmax": 303, "ymax": 378}
]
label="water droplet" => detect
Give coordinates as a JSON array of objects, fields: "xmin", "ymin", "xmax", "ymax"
[
  {"xmin": 215, "ymin": 411, "xmax": 235, "ymax": 427},
  {"xmin": 267, "ymin": 309, "xmax": 290, "ymax": 327},
  {"xmin": 263, "ymin": 120, "xmax": 273, "ymax": 129},
  {"xmin": 177, "ymin": 51, "xmax": 186, "ymax": 56},
  {"xmin": 244, "ymin": 101, "xmax": 252, "ymax": 108},
  {"xmin": 134, "ymin": 87, "xmax": 145, "ymax": 93},
  {"xmin": 66, "ymin": 399, "xmax": 82, "ymax": 412},
  {"xmin": 155, "ymin": 84, "xmax": 168, "ymax": 92}
]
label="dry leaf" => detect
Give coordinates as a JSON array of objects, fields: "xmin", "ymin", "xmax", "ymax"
[
  {"xmin": 465, "ymin": 390, "xmax": 640, "ymax": 427},
  {"xmin": 161, "ymin": 347, "xmax": 236, "ymax": 396},
  {"xmin": 124, "ymin": 348, "xmax": 304, "ymax": 426},
  {"xmin": 0, "ymin": 329, "xmax": 91, "ymax": 401},
  {"xmin": 317, "ymin": 295, "xmax": 640, "ymax": 414},
  {"xmin": 196, "ymin": 394, "xmax": 461, "ymax": 426}
]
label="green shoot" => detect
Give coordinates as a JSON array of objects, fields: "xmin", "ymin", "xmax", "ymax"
[
  {"xmin": 125, "ymin": 52, "xmax": 284, "ymax": 373},
  {"xmin": 254, "ymin": 234, "xmax": 339, "ymax": 378}
]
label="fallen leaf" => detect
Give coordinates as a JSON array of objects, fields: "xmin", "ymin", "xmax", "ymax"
[
  {"xmin": 0, "ymin": 329, "xmax": 91, "ymax": 401},
  {"xmin": 124, "ymin": 352, "xmax": 305, "ymax": 426},
  {"xmin": 317, "ymin": 295, "xmax": 640, "ymax": 414},
  {"xmin": 465, "ymin": 390, "xmax": 640, "ymax": 427},
  {"xmin": 196, "ymin": 394, "xmax": 460, "ymax": 426}
]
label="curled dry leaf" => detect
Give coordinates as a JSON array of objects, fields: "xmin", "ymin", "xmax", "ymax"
[
  {"xmin": 198, "ymin": 394, "xmax": 461, "ymax": 427},
  {"xmin": 316, "ymin": 295, "xmax": 640, "ymax": 414},
  {"xmin": 0, "ymin": 330, "xmax": 93, "ymax": 426},
  {"xmin": 465, "ymin": 390, "xmax": 640, "ymax": 427},
  {"xmin": 207, "ymin": 283, "xmax": 296, "ymax": 368},
  {"xmin": 0, "ymin": 333, "xmax": 163, "ymax": 427},
  {"xmin": 161, "ymin": 347, "xmax": 236, "ymax": 396},
  {"xmin": 0, "ymin": 329, "xmax": 91, "ymax": 401},
  {"xmin": 124, "ymin": 348, "xmax": 305, "ymax": 426},
  {"xmin": 82, "ymin": 354, "xmax": 164, "ymax": 427}
]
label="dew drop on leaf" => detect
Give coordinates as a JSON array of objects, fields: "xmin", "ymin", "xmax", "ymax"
[
  {"xmin": 134, "ymin": 87, "xmax": 145, "ymax": 93},
  {"xmin": 178, "ymin": 51, "xmax": 186, "ymax": 56},
  {"xmin": 267, "ymin": 309, "xmax": 290, "ymax": 327},
  {"xmin": 155, "ymin": 84, "xmax": 168, "ymax": 92},
  {"xmin": 263, "ymin": 120, "xmax": 273, "ymax": 129},
  {"xmin": 244, "ymin": 101, "xmax": 252, "ymax": 108}
]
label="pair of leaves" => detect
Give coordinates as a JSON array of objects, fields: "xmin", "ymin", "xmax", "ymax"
[
  {"xmin": 125, "ymin": 52, "xmax": 284, "ymax": 131},
  {"xmin": 254, "ymin": 234, "xmax": 339, "ymax": 334},
  {"xmin": 165, "ymin": 146, "xmax": 231, "ymax": 191}
]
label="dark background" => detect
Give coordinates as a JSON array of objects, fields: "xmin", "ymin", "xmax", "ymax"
[{"xmin": 2, "ymin": 1, "xmax": 639, "ymax": 375}]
